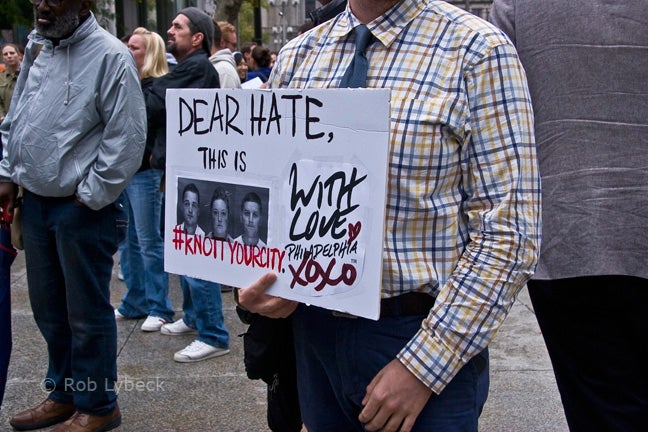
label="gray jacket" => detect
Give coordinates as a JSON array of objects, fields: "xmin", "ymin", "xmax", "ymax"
[
  {"xmin": 490, "ymin": 0, "xmax": 648, "ymax": 280},
  {"xmin": 0, "ymin": 13, "xmax": 146, "ymax": 210},
  {"xmin": 209, "ymin": 49, "xmax": 241, "ymax": 89}
]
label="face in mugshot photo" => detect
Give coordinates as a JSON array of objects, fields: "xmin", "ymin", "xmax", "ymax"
[
  {"xmin": 208, "ymin": 187, "xmax": 232, "ymax": 240},
  {"xmin": 180, "ymin": 183, "xmax": 204, "ymax": 236},
  {"xmin": 235, "ymin": 192, "xmax": 266, "ymax": 247}
]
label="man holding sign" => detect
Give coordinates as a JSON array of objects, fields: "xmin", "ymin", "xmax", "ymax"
[{"xmin": 238, "ymin": 0, "xmax": 540, "ymax": 431}]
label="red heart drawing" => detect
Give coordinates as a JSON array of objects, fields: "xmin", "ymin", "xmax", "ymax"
[{"xmin": 348, "ymin": 221, "xmax": 362, "ymax": 242}]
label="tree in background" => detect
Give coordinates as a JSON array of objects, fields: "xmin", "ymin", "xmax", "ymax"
[
  {"xmin": 94, "ymin": 0, "xmax": 116, "ymax": 34},
  {"xmin": 216, "ymin": 0, "xmax": 246, "ymax": 24},
  {"xmin": 215, "ymin": 0, "xmax": 268, "ymax": 47},
  {"xmin": 0, "ymin": 0, "xmax": 32, "ymax": 45},
  {"xmin": 0, "ymin": 0, "xmax": 116, "ymax": 45},
  {"xmin": 0, "ymin": 0, "xmax": 31, "ymax": 29},
  {"xmin": 1, "ymin": 0, "xmax": 269, "ymax": 51}
]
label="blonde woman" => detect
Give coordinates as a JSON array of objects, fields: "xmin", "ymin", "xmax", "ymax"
[
  {"xmin": 128, "ymin": 27, "xmax": 169, "ymax": 79},
  {"xmin": 115, "ymin": 28, "xmax": 175, "ymax": 331}
]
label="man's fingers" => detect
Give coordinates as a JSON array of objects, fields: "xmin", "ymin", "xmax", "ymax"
[
  {"xmin": 361, "ymin": 372, "xmax": 379, "ymax": 407},
  {"xmin": 263, "ymin": 298, "xmax": 298, "ymax": 318},
  {"xmin": 399, "ymin": 415, "xmax": 416, "ymax": 432},
  {"xmin": 255, "ymin": 288, "xmax": 298, "ymax": 318},
  {"xmin": 252, "ymin": 272, "xmax": 278, "ymax": 291},
  {"xmin": 358, "ymin": 392, "xmax": 380, "ymax": 425},
  {"xmin": 238, "ymin": 272, "xmax": 298, "ymax": 318},
  {"xmin": 359, "ymin": 360, "xmax": 433, "ymax": 431},
  {"xmin": 367, "ymin": 414, "xmax": 405, "ymax": 432},
  {"xmin": 241, "ymin": 272, "xmax": 277, "ymax": 300}
]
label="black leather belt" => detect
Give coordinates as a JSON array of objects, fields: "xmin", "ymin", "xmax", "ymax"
[
  {"xmin": 380, "ymin": 292, "xmax": 436, "ymax": 318},
  {"xmin": 332, "ymin": 292, "xmax": 436, "ymax": 319}
]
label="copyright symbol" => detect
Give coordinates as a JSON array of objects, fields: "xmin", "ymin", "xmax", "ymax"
[{"xmin": 40, "ymin": 378, "xmax": 55, "ymax": 394}]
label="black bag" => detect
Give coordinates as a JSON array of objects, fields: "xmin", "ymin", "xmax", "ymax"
[
  {"xmin": 237, "ymin": 307, "xmax": 292, "ymax": 383},
  {"xmin": 237, "ymin": 307, "xmax": 302, "ymax": 432}
]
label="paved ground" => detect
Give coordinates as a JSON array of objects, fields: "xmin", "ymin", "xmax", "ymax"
[{"xmin": 1, "ymin": 251, "xmax": 568, "ymax": 431}]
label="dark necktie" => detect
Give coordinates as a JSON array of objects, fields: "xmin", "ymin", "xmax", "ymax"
[{"xmin": 339, "ymin": 25, "xmax": 374, "ymax": 88}]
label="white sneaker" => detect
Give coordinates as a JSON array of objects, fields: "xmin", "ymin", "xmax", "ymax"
[
  {"xmin": 173, "ymin": 340, "xmax": 230, "ymax": 363},
  {"xmin": 114, "ymin": 309, "xmax": 126, "ymax": 320},
  {"xmin": 160, "ymin": 318, "xmax": 197, "ymax": 336},
  {"xmin": 140, "ymin": 316, "xmax": 168, "ymax": 332}
]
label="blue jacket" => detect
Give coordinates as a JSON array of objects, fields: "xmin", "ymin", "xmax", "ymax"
[{"xmin": 247, "ymin": 66, "xmax": 273, "ymax": 83}]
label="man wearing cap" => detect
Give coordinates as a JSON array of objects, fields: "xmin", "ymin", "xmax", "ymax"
[
  {"xmin": 144, "ymin": 8, "xmax": 230, "ymax": 364},
  {"xmin": 148, "ymin": 7, "xmax": 221, "ymax": 169}
]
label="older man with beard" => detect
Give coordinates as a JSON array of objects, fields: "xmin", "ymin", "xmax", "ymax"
[{"xmin": 0, "ymin": 0, "xmax": 146, "ymax": 431}]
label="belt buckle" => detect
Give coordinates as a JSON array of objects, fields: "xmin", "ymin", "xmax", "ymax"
[{"xmin": 332, "ymin": 310, "xmax": 358, "ymax": 319}]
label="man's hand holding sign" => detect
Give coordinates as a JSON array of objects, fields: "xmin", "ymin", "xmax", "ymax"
[{"xmin": 236, "ymin": 272, "xmax": 297, "ymax": 319}]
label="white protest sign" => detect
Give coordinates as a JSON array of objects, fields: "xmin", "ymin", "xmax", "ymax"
[{"xmin": 164, "ymin": 89, "xmax": 390, "ymax": 320}]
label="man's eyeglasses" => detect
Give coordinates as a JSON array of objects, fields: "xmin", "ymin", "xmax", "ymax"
[{"xmin": 29, "ymin": 0, "xmax": 63, "ymax": 7}]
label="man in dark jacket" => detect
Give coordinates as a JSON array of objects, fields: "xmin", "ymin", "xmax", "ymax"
[
  {"xmin": 148, "ymin": 8, "xmax": 231, "ymax": 364},
  {"xmin": 148, "ymin": 7, "xmax": 220, "ymax": 169}
]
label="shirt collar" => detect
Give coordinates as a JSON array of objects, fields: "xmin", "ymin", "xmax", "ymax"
[{"xmin": 331, "ymin": 0, "xmax": 426, "ymax": 49}]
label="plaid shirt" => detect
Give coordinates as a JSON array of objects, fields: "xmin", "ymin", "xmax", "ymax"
[{"xmin": 269, "ymin": 0, "xmax": 540, "ymax": 394}]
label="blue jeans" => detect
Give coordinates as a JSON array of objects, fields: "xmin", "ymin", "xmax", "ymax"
[
  {"xmin": 117, "ymin": 169, "xmax": 173, "ymax": 321},
  {"xmin": 179, "ymin": 276, "xmax": 229, "ymax": 349},
  {"xmin": 22, "ymin": 190, "xmax": 125, "ymax": 415},
  {"xmin": 292, "ymin": 305, "xmax": 489, "ymax": 432}
]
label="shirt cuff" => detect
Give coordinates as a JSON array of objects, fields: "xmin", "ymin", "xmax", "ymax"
[{"xmin": 397, "ymin": 327, "xmax": 465, "ymax": 395}]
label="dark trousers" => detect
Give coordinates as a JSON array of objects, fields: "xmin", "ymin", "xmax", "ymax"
[
  {"xmin": 292, "ymin": 304, "xmax": 489, "ymax": 432},
  {"xmin": 22, "ymin": 191, "xmax": 125, "ymax": 414},
  {"xmin": 0, "ymin": 226, "xmax": 15, "ymax": 408},
  {"xmin": 0, "ymin": 278, "xmax": 9, "ymax": 408},
  {"xmin": 0, "ymin": 219, "xmax": 17, "ymax": 409},
  {"xmin": 528, "ymin": 276, "xmax": 648, "ymax": 432},
  {"xmin": 266, "ymin": 320, "xmax": 301, "ymax": 432}
]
